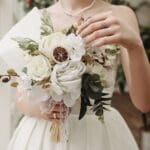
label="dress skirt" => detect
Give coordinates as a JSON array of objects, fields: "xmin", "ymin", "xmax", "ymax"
[{"xmin": 7, "ymin": 106, "xmax": 139, "ymax": 150}]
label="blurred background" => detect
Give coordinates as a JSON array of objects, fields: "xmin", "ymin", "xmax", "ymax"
[{"xmin": 0, "ymin": 0, "xmax": 150, "ymax": 150}]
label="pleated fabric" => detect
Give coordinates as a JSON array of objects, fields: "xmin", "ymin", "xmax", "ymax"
[{"xmin": 7, "ymin": 106, "xmax": 139, "ymax": 150}]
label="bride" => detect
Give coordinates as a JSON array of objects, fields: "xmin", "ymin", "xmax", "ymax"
[{"xmin": 1, "ymin": 0, "xmax": 150, "ymax": 150}]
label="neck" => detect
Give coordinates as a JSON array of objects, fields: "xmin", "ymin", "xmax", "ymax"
[{"xmin": 60, "ymin": 0, "xmax": 95, "ymax": 11}]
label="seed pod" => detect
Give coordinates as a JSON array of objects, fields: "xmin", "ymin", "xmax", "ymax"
[
  {"xmin": 2, "ymin": 77, "xmax": 10, "ymax": 83},
  {"xmin": 11, "ymin": 82, "xmax": 18, "ymax": 87}
]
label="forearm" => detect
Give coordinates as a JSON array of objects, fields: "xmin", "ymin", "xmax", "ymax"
[
  {"xmin": 16, "ymin": 92, "xmax": 46, "ymax": 119},
  {"xmin": 124, "ymin": 43, "xmax": 150, "ymax": 112},
  {"xmin": 15, "ymin": 92, "xmax": 67, "ymax": 121}
]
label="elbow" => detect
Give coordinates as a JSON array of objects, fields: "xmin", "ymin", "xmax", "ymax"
[
  {"xmin": 15, "ymin": 96, "xmax": 32, "ymax": 117},
  {"xmin": 137, "ymin": 104, "xmax": 150, "ymax": 113},
  {"xmin": 134, "ymin": 99, "xmax": 150, "ymax": 113},
  {"xmin": 130, "ymin": 91, "xmax": 150, "ymax": 113}
]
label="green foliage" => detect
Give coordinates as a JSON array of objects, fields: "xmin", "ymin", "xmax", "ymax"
[
  {"xmin": 7, "ymin": 69, "xmax": 18, "ymax": 76},
  {"xmin": 79, "ymin": 73, "xmax": 111, "ymax": 122},
  {"xmin": 65, "ymin": 25, "xmax": 77, "ymax": 35},
  {"xmin": 40, "ymin": 10, "xmax": 54, "ymax": 36},
  {"xmin": 0, "ymin": 69, "xmax": 19, "ymax": 87},
  {"xmin": 18, "ymin": 0, "xmax": 54, "ymax": 12},
  {"xmin": 12, "ymin": 37, "xmax": 39, "ymax": 55}
]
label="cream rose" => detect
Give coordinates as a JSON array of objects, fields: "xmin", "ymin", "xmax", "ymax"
[
  {"xmin": 39, "ymin": 33, "xmax": 86, "ymax": 63},
  {"xmin": 26, "ymin": 55, "xmax": 51, "ymax": 81},
  {"xmin": 39, "ymin": 32, "xmax": 70, "ymax": 63},
  {"xmin": 50, "ymin": 61, "xmax": 86, "ymax": 107}
]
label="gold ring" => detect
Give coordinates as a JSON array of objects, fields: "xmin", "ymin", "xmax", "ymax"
[{"xmin": 53, "ymin": 113, "xmax": 57, "ymax": 119}]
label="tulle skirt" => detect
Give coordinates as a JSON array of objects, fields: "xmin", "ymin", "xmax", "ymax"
[{"xmin": 7, "ymin": 106, "xmax": 139, "ymax": 150}]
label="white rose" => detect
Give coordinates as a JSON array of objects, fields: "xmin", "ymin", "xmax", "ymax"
[
  {"xmin": 17, "ymin": 74, "xmax": 32, "ymax": 92},
  {"xmin": 26, "ymin": 55, "xmax": 51, "ymax": 81},
  {"xmin": 50, "ymin": 61, "xmax": 86, "ymax": 107},
  {"xmin": 17, "ymin": 77, "xmax": 51, "ymax": 103},
  {"xmin": 66, "ymin": 33, "xmax": 85, "ymax": 61}
]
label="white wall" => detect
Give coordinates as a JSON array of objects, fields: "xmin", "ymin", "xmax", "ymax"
[
  {"xmin": 0, "ymin": 1, "xmax": 22, "ymax": 149},
  {"xmin": 0, "ymin": 0, "xmax": 14, "ymax": 38},
  {"xmin": 0, "ymin": 59, "xmax": 11, "ymax": 150}
]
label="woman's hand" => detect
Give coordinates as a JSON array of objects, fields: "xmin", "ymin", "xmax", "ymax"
[
  {"xmin": 77, "ymin": 11, "xmax": 142, "ymax": 50},
  {"xmin": 41, "ymin": 101, "xmax": 70, "ymax": 122},
  {"xmin": 77, "ymin": 8, "xmax": 150, "ymax": 112},
  {"xmin": 16, "ymin": 91, "xmax": 70, "ymax": 122}
]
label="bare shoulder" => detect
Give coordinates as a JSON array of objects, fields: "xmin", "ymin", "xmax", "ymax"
[
  {"xmin": 112, "ymin": 5, "xmax": 136, "ymax": 19},
  {"xmin": 112, "ymin": 5, "xmax": 139, "ymax": 31},
  {"xmin": 96, "ymin": 1, "xmax": 137, "ymax": 26}
]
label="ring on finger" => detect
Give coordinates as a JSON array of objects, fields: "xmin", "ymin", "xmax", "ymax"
[{"xmin": 99, "ymin": 21, "xmax": 108, "ymax": 29}]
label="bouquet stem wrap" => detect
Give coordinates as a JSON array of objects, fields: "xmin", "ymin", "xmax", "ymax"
[{"xmin": 50, "ymin": 121, "xmax": 61, "ymax": 143}]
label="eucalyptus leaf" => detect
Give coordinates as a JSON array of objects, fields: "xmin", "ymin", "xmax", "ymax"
[
  {"xmin": 12, "ymin": 37, "xmax": 38, "ymax": 55},
  {"xmin": 22, "ymin": 67, "xmax": 28, "ymax": 74},
  {"xmin": 94, "ymin": 99, "xmax": 100, "ymax": 105},
  {"xmin": 80, "ymin": 72, "xmax": 112, "ymax": 122},
  {"xmin": 79, "ymin": 95, "xmax": 87, "ymax": 120},
  {"xmin": 102, "ymin": 92, "xmax": 109, "ymax": 96},
  {"xmin": 93, "ymin": 102, "xmax": 103, "ymax": 112},
  {"xmin": 82, "ymin": 73, "xmax": 103, "ymax": 99},
  {"xmin": 41, "ymin": 9, "xmax": 54, "ymax": 36},
  {"xmin": 101, "ymin": 97, "xmax": 111, "ymax": 101},
  {"xmin": 81, "ymin": 89, "xmax": 92, "ymax": 106},
  {"xmin": 95, "ymin": 108, "xmax": 103, "ymax": 117}
]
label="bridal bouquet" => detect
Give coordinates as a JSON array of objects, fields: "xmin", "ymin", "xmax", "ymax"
[{"xmin": 0, "ymin": 10, "xmax": 120, "ymax": 143}]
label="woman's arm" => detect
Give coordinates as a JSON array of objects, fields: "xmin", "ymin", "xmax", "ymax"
[
  {"xmin": 117, "ymin": 6, "xmax": 150, "ymax": 112},
  {"xmin": 121, "ymin": 43, "xmax": 150, "ymax": 113},
  {"xmin": 16, "ymin": 91, "xmax": 67, "ymax": 121},
  {"xmin": 77, "ymin": 6, "xmax": 150, "ymax": 112}
]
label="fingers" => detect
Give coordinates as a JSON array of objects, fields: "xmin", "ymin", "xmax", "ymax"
[
  {"xmin": 41, "ymin": 103, "xmax": 71, "ymax": 122},
  {"xmin": 79, "ymin": 20, "xmax": 109, "ymax": 38},
  {"xmin": 42, "ymin": 110, "xmax": 69, "ymax": 122},
  {"xmin": 48, "ymin": 112, "xmax": 67, "ymax": 119},
  {"xmin": 91, "ymin": 34, "xmax": 121, "ymax": 47},
  {"xmin": 76, "ymin": 12, "xmax": 122, "ymax": 47},
  {"xmin": 77, "ymin": 11, "xmax": 112, "ymax": 34},
  {"xmin": 79, "ymin": 17, "xmax": 119, "ymax": 38},
  {"xmin": 44, "ymin": 105, "xmax": 68, "ymax": 115},
  {"xmin": 85, "ymin": 25, "xmax": 118, "ymax": 44}
]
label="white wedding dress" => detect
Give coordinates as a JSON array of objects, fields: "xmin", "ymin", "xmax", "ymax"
[{"xmin": 0, "ymin": 7, "xmax": 139, "ymax": 150}]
